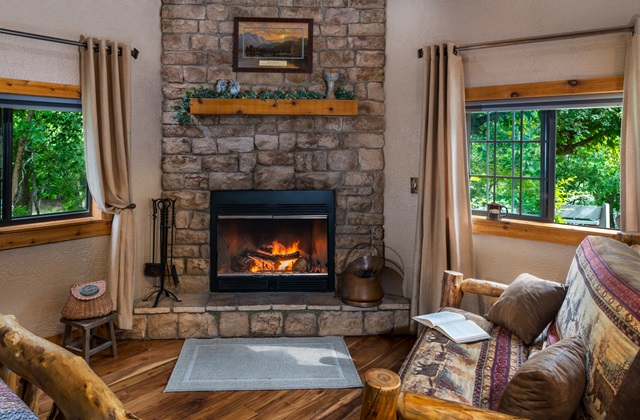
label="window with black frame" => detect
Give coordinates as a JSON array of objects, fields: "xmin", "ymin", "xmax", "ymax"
[
  {"xmin": 467, "ymin": 96, "xmax": 622, "ymax": 229},
  {"xmin": 0, "ymin": 95, "xmax": 90, "ymax": 226}
]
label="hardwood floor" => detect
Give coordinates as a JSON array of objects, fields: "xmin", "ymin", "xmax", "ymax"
[{"xmin": 38, "ymin": 335, "xmax": 415, "ymax": 420}]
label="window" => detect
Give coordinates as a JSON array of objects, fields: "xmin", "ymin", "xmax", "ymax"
[
  {"xmin": 1, "ymin": 95, "xmax": 89, "ymax": 226},
  {"xmin": 467, "ymin": 97, "xmax": 622, "ymax": 229}
]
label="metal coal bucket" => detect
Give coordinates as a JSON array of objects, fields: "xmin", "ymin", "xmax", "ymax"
[{"xmin": 340, "ymin": 243, "xmax": 384, "ymax": 307}]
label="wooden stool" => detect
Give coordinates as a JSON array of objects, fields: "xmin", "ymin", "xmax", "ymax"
[{"xmin": 60, "ymin": 312, "xmax": 118, "ymax": 364}]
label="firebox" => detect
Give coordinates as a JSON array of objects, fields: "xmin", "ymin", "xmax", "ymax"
[{"xmin": 210, "ymin": 190, "xmax": 335, "ymax": 292}]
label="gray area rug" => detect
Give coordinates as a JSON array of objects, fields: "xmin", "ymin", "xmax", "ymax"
[{"xmin": 164, "ymin": 336, "xmax": 362, "ymax": 392}]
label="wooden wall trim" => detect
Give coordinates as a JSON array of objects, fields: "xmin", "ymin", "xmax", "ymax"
[
  {"xmin": 0, "ymin": 77, "xmax": 80, "ymax": 99},
  {"xmin": 465, "ymin": 76, "xmax": 623, "ymax": 102}
]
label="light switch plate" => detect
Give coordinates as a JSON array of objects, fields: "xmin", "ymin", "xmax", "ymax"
[{"xmin": 410, "ymin": 178, "xmax": 419, "ymax": 194}]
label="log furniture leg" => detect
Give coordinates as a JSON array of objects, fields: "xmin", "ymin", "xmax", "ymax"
[{"xmin": 360, "ymin": 368, "xmax": 401, "ymax": 420}]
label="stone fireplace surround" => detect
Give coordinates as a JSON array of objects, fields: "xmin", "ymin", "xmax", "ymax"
[{"xmin": 140, "ymin": 0, "xmax": 396, "ymax": 338}]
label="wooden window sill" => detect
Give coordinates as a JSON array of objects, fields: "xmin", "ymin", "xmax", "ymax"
[
  {"xmin": 0, "ymin": 217, "xmax": 112, "ymax": 251},
  {"xmin": 472, "ymin": 215, "xmax": 619, "ymax": 246}
]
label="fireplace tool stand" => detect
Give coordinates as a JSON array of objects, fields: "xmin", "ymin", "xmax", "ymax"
[{"xmin": 144, "ymin": 198, "xmax": 181, "ymax": 307}]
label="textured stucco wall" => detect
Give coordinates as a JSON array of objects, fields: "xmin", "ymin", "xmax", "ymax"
[
  {"xmin": 0, "ymin": 0, "xmax": 162, "ymax": 337},
  {"xmin": 386, "ymin": 0, "xmax": 640, "ymax": 298}
]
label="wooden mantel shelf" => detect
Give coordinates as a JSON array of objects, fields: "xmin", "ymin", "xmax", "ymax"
[{"xmin": 189, "ymin": 98, "xmax": 358, "ymax": 116}]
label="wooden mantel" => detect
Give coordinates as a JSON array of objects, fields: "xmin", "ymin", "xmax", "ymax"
[{"xmin": 189, "ymin": 98, "xmax": 358, "ymax": 116}]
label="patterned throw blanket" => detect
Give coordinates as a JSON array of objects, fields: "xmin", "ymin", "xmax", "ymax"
[{"xmin": 0, "ymin": 377, "xmax": 37, "ymax": 420}]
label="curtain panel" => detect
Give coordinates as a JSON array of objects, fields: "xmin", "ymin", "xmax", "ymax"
[
  {"xmin": 621, "ymin": 22, "xmax": 640, "ymax": 231},
  {"xmin": 411, "ymin": 43, "xmax": 475, "ymax": 326},
  {"xmin": 80, "ymin": 37, "xmax": 136, "ymax": 329}
]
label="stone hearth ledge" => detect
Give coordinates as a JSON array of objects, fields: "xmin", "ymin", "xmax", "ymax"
[{"xmin": 128, "ymin": 293, "xmax": 411, "ymax": 339}]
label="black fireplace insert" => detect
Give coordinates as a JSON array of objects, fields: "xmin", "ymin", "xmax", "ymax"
[{"xmin": 210, "ymin": 190, "xmax": 335, "ymax": 292}]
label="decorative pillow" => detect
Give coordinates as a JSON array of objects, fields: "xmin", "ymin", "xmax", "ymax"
[
  {"xmin": 498, "ymin": 336, "xmax": 587, "ymax": 420},
  {"xmin": 486, "ymin": 273, "xmax": 566, "ymax": 345}
]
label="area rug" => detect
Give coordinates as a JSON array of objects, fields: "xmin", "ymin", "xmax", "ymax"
[{"xmin": 164, "ymin": 336, "xmax": 362, "ymax": 392}]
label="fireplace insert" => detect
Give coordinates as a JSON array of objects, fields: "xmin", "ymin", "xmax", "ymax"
[{"xmin": 210, "ymin": 190, "xmax": 335, "ymax": 292}]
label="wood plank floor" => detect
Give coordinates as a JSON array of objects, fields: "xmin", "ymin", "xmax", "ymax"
[{"xmin": 38, "ymin": 335, "xmax": 415, "ymax": 420}]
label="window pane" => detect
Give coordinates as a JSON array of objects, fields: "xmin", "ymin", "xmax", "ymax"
[
  {"xmin": 470, "ymin": 176, "xmax": 489, "ymax": 211},
  {"xmin": 522, "ymin": 110, "xmax": 542, "ymax": 140},
  {"xmin": 522, "ymin": 142, "xmax": 541, "ymax": 178},
  {"xmin": 469, "ymin": 112, "xmax": 488, "ymax": 140},
  {"xmin": 495, "ymin": 177, "xmax": 513, "ymax": 208},
  {"xmin": 495, "ymin": 143, "xmax": 515, "ymax": 177},
  {"xmin": 522, "ymin": 179, "xmax": 541, "ymax": 216},
  {"xmin": 495, "ymin": 112, "xmax": 513, "ymax": 140},
  {"xmin": 470, "ymin": 142, "xmax": 493, "ymax": 176},
  {"xmin": 11, "ymin": 109, "xmax": 87, "ymax": 219},
  {"xmin": 0, "ymin": 112, "xmax": 4, "ymax": 219}
]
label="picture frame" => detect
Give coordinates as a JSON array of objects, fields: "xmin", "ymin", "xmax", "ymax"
[{"xmin": 232, "ymin": 17, "xmax": 313, "ymax": 73}]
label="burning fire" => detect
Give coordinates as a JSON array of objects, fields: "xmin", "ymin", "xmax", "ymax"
[{"xmin": 249, "ymin": 240, "xmax": 303, "ymax": 272}]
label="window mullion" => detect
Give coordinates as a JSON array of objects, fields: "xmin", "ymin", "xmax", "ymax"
[{"xmin": 1, "ymin": 109, "xmax": 12, "ymax": 223}]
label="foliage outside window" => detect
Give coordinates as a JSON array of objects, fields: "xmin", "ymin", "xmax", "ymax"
[
  {"xmin": 1, "ymin": 98, "xmax": 89, "ymax": 226},
  {"xmin": 467, "ymin": 100, "xmax": 621, "ymax": 229}
]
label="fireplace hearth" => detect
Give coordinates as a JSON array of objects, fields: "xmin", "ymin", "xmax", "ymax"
[{"xmin": 210, "ymin": 190, "xmax": 335, "ymax": 292}]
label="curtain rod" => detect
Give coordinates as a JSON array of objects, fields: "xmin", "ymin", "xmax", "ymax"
[
  {"xmin": 417, "ymin": 25, "xmax": 634, "ymax": 58},
  {"xmin": 0, "ymin": 27, "xmax": 139, "ymax": 59}
]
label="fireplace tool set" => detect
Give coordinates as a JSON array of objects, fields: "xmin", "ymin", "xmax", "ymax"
[{"xmin": 144, "ymin": 198, "xmax": 181, "ymax": 307}]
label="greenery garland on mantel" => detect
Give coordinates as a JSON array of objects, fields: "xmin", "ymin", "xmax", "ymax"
[{"xmin": 173, "ymin": 79, "xmax": 356, "ymax": 125}]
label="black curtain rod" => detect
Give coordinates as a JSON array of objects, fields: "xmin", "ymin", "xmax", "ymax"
[
  {"xmin": 0, "ymin": 27, "xmax": 139, "ymax": 59},
  {"xmin": 417, "ymin": 24, "xmax": 634, "ymax": 58}
]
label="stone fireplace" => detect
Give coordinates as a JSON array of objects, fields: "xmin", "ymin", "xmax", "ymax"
[{"xmin": 129, "ymin": 0, "xmax": 409, "ymax": 340}]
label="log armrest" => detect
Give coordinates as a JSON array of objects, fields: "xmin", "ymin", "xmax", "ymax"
[
  {"xmin": 440, "ymin": 270, "xmax": 508, "ymax": 309},
  {"xmin": 0, "ymin": 314, "xmax": 139, "ymax": 420},
  {"xmin": 360, "ymin": 368, "xmax": 523, "ymax": 420}
]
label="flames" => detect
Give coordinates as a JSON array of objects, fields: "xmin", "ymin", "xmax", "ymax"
[{"xmin": 249, "ymin": 240, "xmax": 302, "ymax": 273}]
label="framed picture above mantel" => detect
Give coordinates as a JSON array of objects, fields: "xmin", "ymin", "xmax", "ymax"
[{"xmin": 232, "ymin": 17, "xmax": 313, "ymax": 73}]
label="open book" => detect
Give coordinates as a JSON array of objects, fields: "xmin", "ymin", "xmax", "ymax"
[{"xmin": 413, "ymin": 311, "xmax": 491, "ymax": 344}]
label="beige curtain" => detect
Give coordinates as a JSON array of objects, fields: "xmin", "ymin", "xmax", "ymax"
[
  {"xmin": 80, "ymin": 37, "xmax": 136, "ymax": 329},
  {"xmin": 411, "ymin": 43, "xmax": 475, "ymax": 324},
  {"xmin": 621, "ymin": 22, "xmax": 640, "ymax": 231}
]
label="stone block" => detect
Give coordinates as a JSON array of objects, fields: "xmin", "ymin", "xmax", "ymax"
[
  {"xmin": 258, "ymin": 151, "xmax": 294, "ymax": 165},
  {"xmin": 162, "ymin": 155, "xmax": 202, "ymax": 173},
  {"xmin": 186, "ymin": 258, "xmax": 209, "ymax": 275},
  {"xmin": 323, "ymin": 0, "xmax": 347, "ymax": 6},
  {"xmin": 189, "ymin": 212, "xmax": 209, "ymax": 230},
  {"xmin": 307, "ymin": 293, "xmax": 341, "ymax": 310},
  {"xmin": 327, "ymin": 37, "xmax": 348, "ymax": 50},
  {"xmin": 379, "ymin": 294, "xmax": 411, "ymax": 310},
  {"xmin": 347, "ymin": 196, "xmax": 372, "ymax": 212},
  {"xmin": 162, "ymin": 66, "xmax": 183, "ymax": 83},
  {"xmin": 179, "ymin": 313, "xmax": 218, "ymax": 338},
  {"xmin": 236, "ymin": 73, "xmax": 283, "ymax": 85},
  {"xmin": 254, "ymin": 166, "xmax": 295, "ymax": 190},
  {"xmin": 348, "ymin": 68, "xmax": 384, "ymax": 83},
  {"xmin": 173, "ymin": 245, "xmax": 201, "ymax": 258},
  {"xmin": 296, "ymin": 133, "xmax": 339, "ymax": 149},
  {"xmin": 327, "ymin": 150, "xmax": 358, "ymax": 171},
  {"xmin": 129, "ymin": 315, "xmax": 147, "ymax": 339},
  {"xmin": 207, "ymin": 293, "xmax": 238, "ymax": 311},
  {"xmin": 351, "ymin": 0, "xmax": 385, "ymax": 8},
  {"xmin": 279, "ymin": 133, "xmax": 297, "ymax": 151},
  {"xmin": 312, "ymin": 151, "xmax": 328, "ymax": 171},
  {"xmin": 279, "ymin": 7, "xmax": 322, "ymax": 21},
  {"xmin": 318, "ymin": 312, "xmax": 363, "ymax": 336},
  {"xmin": 208, "ymin": 124, "xmax": 255, "ymax": 138},
  {"xmin": 162, "ymin": 51, "xmax": 208, "ymax": 65},
  {"xmin": 313, "ymin": 117, "xmax": 343, "ymax": 131},
  {"xmin": 250, "ymin": 312, "xmax": 284, "ymax": 336},
  {"xmin": 358, "ymin": 101, "xmax": 385, "ymax": 116},
  {"xmin": 173, "ymin": 293, "xmax": 209, "ymax": 313},
  {"xmin": 191, "ymin": 35, "xmax": 219, "ymax": 50},
  {"xmin": 367, "ymin": 82, "xmax": 384, "ymax": 101},
  {"xmin": 174, "ymin": 275, "xmax": 209, "ymax": 293},
  {"xmin": 207, "ymin": 51, "xmax": 233, "ymax": 67},
  {"xmin": 163, "ymin": 125, "xmax": 203, "ymax": 138},
  {"xmin": 205, "ymin": 4, "xmax": 228, "ymax": 20},
  {"xmin": 219, "ymin": 312, "xmax": 249, "ymax": 337},
  {"xmin": 209, "ymin": 172, "xmax": 253, "ymax": 190},
  {"xmin": 319, "ymin": 50, "xmax": 355, "ymax": 68},
  {"xmin": 147, "ymin": 314, "xmax": 179, "ymax": 339},
  {"xmin": 284, "ymin": 73, "xmax": 310, "ymax": 84},
  {"xmin": 174, "ymin": 211, "xmax": 190, "ymax": 229},
  {"xmin": 202, "ymin": 155, "xmax": 238, "ymax": 172},
  {"xmin": 183, "ymin": 66, "xmax": 207, "ymax": 82},
  {"xmin": 294, "ymin": 152, "xmax": 313, "ymax": 172},
  {"xmin": 324, "ymin": 8, "xmax": 359, "ymax": 24},
  {"xmin": 162, "ymin": 174, "xmax": 184, "ymax": 190},
  {"xmin": 359, "ymin": 148, "xmax": 384, "ymax": 170},
  {"xmin": 256, "ymin": 122, "xmax": 277, "ymax": 135},
  {"xmin": 166, "ymin": 190, "xmax": 210, "ymax": 210},
  {"xmin": 162, "ymin": 5, "xmax": 206, "ymax": 19},
  {"xmin": 239, "ymin": 153, "xmax": 258, "ymax": 173},
  {"xmin": 295, "ymin": 172, "xmax": 342, "ymax": 190},
  {"xmin": 356, "ymin": 51, "xmax": 385, "ymax": 68},
  {"xmin": 220, "ymin": 35, "xmax": 234, "ymax": 51},
  {"xmin": 175, "ymin": 229, "xmax": 209, "ymax": 244},
  {"xmin": 162, "ymin": 19, "xmax": 199, "ymax": 34},
  {"xmin": 255, "ymin": 134, "xmax": 279, "ymax": 150},
  {"xmin": 346, "ymin": 213, "xmax": 384, "ymax": 225},
  {"xmin": 344, "ymin": 172, "xmax": 373, "ymax": 186},
  {"xmin": 284, "ymin": 313, "xmax": 318, "ymax": 336},
  {"xmin": 364, "ymin": 311, "xmax": 394, "ymax": 334},
  {"xmin": 217, "ymin": 137, "xmax": 255, "ymax": 153},
  {"xmin": 278, "ymin": 117, "xmax": 314, "ymax": 132},
  {"xmin": 348, "ymin": 36, "xmax": 384, "ymax": 50},
  {"xmin": 320, "ymin": 25, "xmax": 348, "ymax": 37},
  {"xmin": 162, "ymin": 34, "xmax": 190, "ymax": 51},
  {"xmin": 134, "ymin": 299, "xmax": 173, "ymax": 314},
  {"xmin": 191, "ymin": 138, "xmax": 216, "ymax": 154},
  {"xmin": 343, "ymin": 116, "xmax": 385, "ymax": 132},
  {"xmin": 394, "ymin": 310, "xmax": 411, "ymax": 334},
  {"xmin": 184, "ymin": 174, "xmax": 209, "ymax": 189},
  {"xmin": 361, "ymin": 9, "xmax": 385, "ymax": 23}
]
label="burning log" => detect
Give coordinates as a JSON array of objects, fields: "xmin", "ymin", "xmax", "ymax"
[{"xmin": 242, "ymin": 249, "xmax": 301, "ymax": 262}]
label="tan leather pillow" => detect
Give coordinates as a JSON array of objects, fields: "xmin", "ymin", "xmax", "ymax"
[
  {"xmin": 486, "ymin": 273, "xmax": 566, "ymax": 345},
  {"xmin": 498, "ymin": 336, "xmax": 587, "ymax": 419}
]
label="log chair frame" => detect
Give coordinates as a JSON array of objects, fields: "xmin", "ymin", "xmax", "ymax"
[{"xmin": 0, "ymin": 314, "xmax": 138, "ymax": 420}]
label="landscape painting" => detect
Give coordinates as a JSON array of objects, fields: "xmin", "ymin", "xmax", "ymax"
[{"xmin": 233, "ymin": 18, "xmax": 313, "ymax": 73}]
